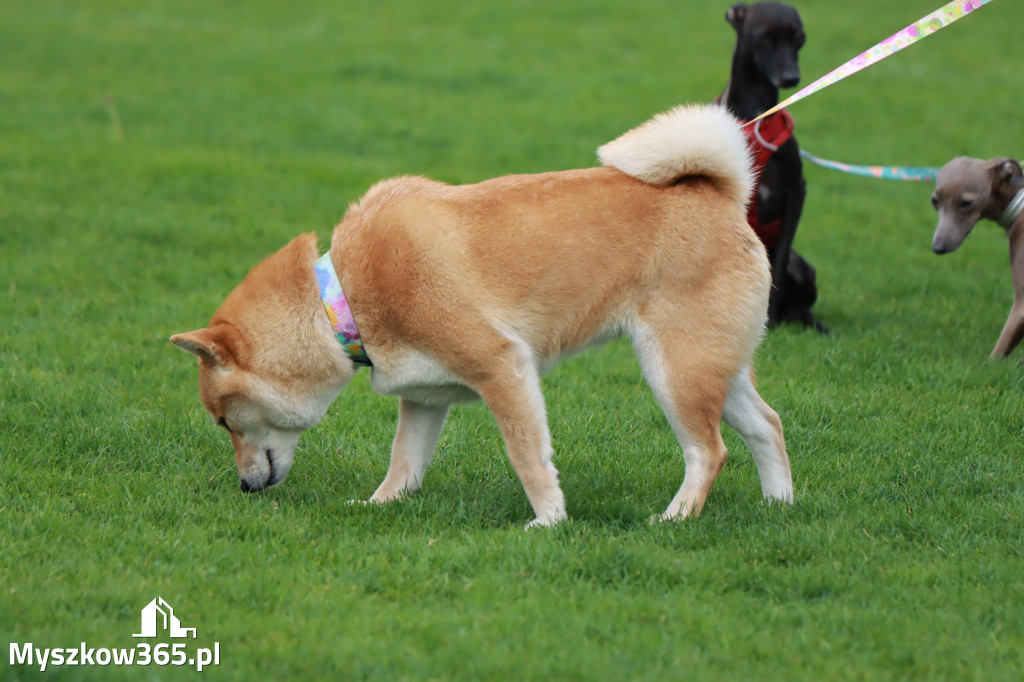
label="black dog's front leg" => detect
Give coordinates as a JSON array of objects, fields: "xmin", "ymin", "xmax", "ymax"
[{"xmin": 764, "ymin": 138, "xmax": 806, "ymax": 326}]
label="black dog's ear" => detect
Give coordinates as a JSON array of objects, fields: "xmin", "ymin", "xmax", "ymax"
[
  {"xmin": 726, "ymin": 3, "xmax": 749, "ymax": 31},
  {"xmin": 989, "ymin": 158, "xmax": 1024, "ymax": 189}
]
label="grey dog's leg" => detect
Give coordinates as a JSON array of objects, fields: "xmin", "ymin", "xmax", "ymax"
[{"xmin": 991, "ymin": 300, "xmax": 1024, "ymax": 357}]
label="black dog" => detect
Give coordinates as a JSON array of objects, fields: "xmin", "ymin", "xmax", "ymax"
[{"xmin": 719, "ymin": 1, "xmax": 826, "ymax": 332}]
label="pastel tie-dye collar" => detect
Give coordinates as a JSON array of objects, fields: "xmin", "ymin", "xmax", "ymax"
[{"xmin": 314, "ymin": 252, "xmax": 372, "ymax": 367}]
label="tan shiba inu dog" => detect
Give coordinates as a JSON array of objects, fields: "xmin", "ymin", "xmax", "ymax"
[{"xmin": 171, "ymin": 104, "xmax": 792, "ymax": 527}]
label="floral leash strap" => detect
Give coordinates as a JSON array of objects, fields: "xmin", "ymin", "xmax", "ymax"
[{"xmin": 749, "ymin": 0, "xmax": 995, "ymax": 126}]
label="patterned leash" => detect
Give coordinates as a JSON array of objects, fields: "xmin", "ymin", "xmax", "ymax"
[
  {"xmin": 750, "ymin": 0, "xmax": 994, "ymax": 125},
  {"xmin": 746, "ymin": 0, "xmax": 995, "ymax": 181},
  {"xmin": 798, "ymin": 150, "xmax": 939, "ymax": 182}
]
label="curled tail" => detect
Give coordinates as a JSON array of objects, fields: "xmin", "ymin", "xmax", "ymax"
[{"xmin": 597, "ymin": 104, "xmax": 754, "ymax": 206}]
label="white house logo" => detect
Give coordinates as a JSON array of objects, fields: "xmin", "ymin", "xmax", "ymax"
[
  {"xmin": 10, "ymin": 597, "xmax": 219, "ymax": 672},
  {"xmin": 133, "ymin": 597, "xmax": 196, "ymax": 638}
]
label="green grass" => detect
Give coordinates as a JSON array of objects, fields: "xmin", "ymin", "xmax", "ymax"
[{"xmin": 3, "ymin": 0, "xmax": 1024, "ymax": 679}]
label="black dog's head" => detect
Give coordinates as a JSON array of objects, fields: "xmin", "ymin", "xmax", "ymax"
[{"xmin": 727, "ymin": 2, "xmax": 805, "ymax": 89}]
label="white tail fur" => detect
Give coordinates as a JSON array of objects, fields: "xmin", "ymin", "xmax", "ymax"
[{"xmin": 597, "ymin": 104, "xmax": 754, "ymax": 206}]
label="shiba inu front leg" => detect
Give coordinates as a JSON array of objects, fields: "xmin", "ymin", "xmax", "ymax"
[
  {"xmin": 370, "ymin": 399, "xmax": 449, "ymax": 503},
  {"xmin": 477, "ymin": 365, "xmax": 567, "ymax": 528}
]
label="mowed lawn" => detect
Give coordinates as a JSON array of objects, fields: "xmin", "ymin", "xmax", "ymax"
[{"xmin": 3, "ymin": 0, "xmax": 1024, "ymax": 680}]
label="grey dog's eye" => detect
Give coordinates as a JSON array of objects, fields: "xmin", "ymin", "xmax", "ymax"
[
  {"xmin": 958, "ymin": 199, "xmax": 974, "ymax": 210},
  {"xmin": 930, "ymin": 196, "xmax": 939, "ymax": 209}
]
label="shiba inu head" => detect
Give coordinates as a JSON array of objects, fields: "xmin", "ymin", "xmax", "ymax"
[{"xmin": 171, "ymin": 235, "xmax": 355, "ymax": 492}]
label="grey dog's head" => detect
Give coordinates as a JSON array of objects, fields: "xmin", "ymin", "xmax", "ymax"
[{"xmin": 931, "ymin": 157, "xmax": 1024, "ymax": 254}]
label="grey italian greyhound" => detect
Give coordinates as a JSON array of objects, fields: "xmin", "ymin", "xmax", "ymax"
[{"xmin": 931, "ymin": 156, "xmax": 1024, "ymax": 357}]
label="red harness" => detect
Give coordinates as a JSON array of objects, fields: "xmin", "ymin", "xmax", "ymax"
[{"xmin": 740, "ymin": 109, "xmax": 795, "ymax": 250}]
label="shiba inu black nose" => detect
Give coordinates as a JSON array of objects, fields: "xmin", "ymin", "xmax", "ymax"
[{"xmin": 239, "ymin": 450, "xmax": 276, "ymax": 492}]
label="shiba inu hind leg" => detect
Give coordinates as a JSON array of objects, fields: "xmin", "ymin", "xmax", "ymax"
[
  {"xmin": 722, "ymin": 368, "xmax": 792, "ymax": 503},
  {"xmin": 631, "ymin": 320, "xmax": 735, "ymax": 520}
]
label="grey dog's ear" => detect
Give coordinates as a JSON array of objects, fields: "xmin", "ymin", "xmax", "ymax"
[
  {"xmin": 991, "ymin": 158, "xmax": 1024, "ymax": 188},
  {"xmin": 726, "ymin": 3, "xmax": 749, "ymax": 30},
  {"xmin": 989, "ymin": 158, "xmax": 1024, "ymax": 189}
]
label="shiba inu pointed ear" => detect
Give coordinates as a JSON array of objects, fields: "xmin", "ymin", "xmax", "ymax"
[{"xmin": 170, "ymin": 329, "xmax": 230, "ymax": 367}]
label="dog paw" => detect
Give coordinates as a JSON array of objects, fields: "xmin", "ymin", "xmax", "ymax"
[
  {"xmin": 762, "ymin": 490, "xmax": 794, "ymax": 505},
  {"xmin": 524, "ymin": 511, "xmax": 568, "ymax": 529},
  {"xmin": 652, "ymin": 504, "xmax": 698, "ymax": 523},
  {"xmin": 368, "ymin": 485, "xmax": 417, "ymax": 504},
  {"xmin": 346, "ymin": 499, "xmax": 370, "ymax": 506}
]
